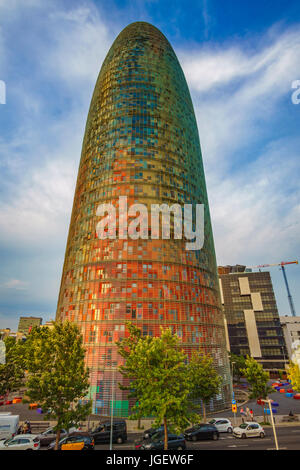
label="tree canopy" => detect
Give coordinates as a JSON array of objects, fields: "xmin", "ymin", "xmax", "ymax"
[
  {"xmin": 21, "ymin": 321, "xmax": 91, "ymax": 449},
  {"xmin": 117, "ymin": 324, "xmax": 223, "ymax": 449},
  {"xmin": 0, "ymin": 336, "xmax": 25, "ymax": 397},
  {"xmin": 241, "ymin": 356, "xmax": 271, "ymax": 400},
  {"xmin": 287, "ymin": 361, "xmax": 300, "ymax": 392},
  {"xmin": 187, "ymin": 352, "xmax": 222, "ymax": 422}
]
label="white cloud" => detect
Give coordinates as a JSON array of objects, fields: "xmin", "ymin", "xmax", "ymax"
[
  {"xmin": 0, "ymin": 5, "xmax": 299, "ymax": 325},
  {"xmin": 210, "ymin": 138, "xmax": 300, "ymax": 262},
  {"xmin": 45, "ymin": 5, "xmax": 111, "ymax": 84},
  {"xmin": 1, "ymin": 279, "xmax": 28, "ymax": 290},
  {"xmin": 181, "ymin": 27, "xmax": 300, "ymax": 93},
  {"xmin": 178, "ymin": 25, "xmax": 300, "ymax": 313}
]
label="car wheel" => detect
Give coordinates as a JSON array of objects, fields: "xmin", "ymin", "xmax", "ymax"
[
  {"xmin": 241, "ymin": 433, "xmax": 247, "ymax": 439},
  {"xmin": 192, "ymin": 435, "xmax": 197, "ymax": 442},
  {"xmin": 177, "ymin": 446, "xmax": 183, "ymax": 450},
  {"xmin": 212, "ymin": 433, "xmax": 218, "ymax": 441},
  {"xmin": 260, "ymin": 433, "xmax": 265, "ymax": 439},
  {"xmin": 227, "ymin": 427, "xmax": 233, "ymax": 433}
]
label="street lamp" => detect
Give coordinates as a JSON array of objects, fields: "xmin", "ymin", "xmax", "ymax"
[
  {"xmin": 231, "ymin": 361, "xmax": 237, "ymax": 426},
  {"xmin": 261, "ymin": 398, "xmax": 279, "ymax": 451}
]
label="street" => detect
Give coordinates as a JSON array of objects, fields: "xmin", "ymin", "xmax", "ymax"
[{"xmin": 95, "ymin": 426, "xmax": 300, "ymax": 451}]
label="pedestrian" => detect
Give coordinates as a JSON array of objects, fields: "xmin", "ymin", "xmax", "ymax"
[
  {"xmin": 250, "ymin": 409, "xmax": 254, "ymax": 421},
  {"xmin": 26, "ymin": 420, "xmax": 32, "ymax": 434},
  {"xmin": 246, "ymin": 406, "xmax": 250, "ymax": 419},
  {"xmin": 21, "ymin": 422, "xmax": 27, "ymax": 434},
  {"xmin": 240, "ymin": 407, "xmax": 246, "ymax": 423},
  {"xmin": 289, "ymin": 410, "xmax": 294, "ymax": 417}
]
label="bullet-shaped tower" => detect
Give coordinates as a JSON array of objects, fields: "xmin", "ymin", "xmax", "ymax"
[{"xmin": 56, "ymin": 22, "xmax": 231, "ymax": 416}]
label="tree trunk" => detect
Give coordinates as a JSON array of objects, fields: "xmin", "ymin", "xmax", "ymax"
[
  {"xmin": 163, "ymin": 417, "xmax": 168, "ymax": 450},
  {"xmin": 55, "ymin": 428, "xmax": 61, "ymax": 450},
  {"xmin": 262, "ymin": 405, "xmax": 267, "ymax": 424},
  {"xmin": 138, "ymin": 417, "xmax": 141, "ymax": 430},
  {"xmin": 202, "ymin": 401, "xmax": 206, "ymax": 423}
]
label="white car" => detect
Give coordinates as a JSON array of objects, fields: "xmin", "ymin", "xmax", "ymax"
[
  {"xmin": 208, "ymin": 418, "xmax": 233, "ymax": 433},
  {"xmin": 0, "ymin": 434, "xmax": 40, "ymax": 450},
  {"xmin": 233, "ymin": 422, "xmax": 265, "ymax": 439}
]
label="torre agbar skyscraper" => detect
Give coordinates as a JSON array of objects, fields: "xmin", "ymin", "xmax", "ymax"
[{"xmin": 56, "ymin": 22, "xmax": 231, "ymax": 416}]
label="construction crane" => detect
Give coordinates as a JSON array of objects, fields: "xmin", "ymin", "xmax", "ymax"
[{"xmin": 247, "ymin": 261, "xmax": 298, "ymax": 317}]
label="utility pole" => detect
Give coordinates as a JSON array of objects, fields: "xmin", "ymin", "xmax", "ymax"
[{"xmin": 262, "ymin": 398, "xmax": 279, "ymax": 450}]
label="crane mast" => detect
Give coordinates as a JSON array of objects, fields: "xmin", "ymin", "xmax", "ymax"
[{"xmin": 246, "ymin": 261, "xmax": 298, "ymax": 317}]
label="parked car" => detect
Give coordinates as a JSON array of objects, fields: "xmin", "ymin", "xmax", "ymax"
[
  {"xmin": 47, "ymin": 432, "xmax": 94, "ymax": 450},
  {"xmin": 184, "ymin": 424, "xmax": 219, "ymax": 441},
  {"xmin": 136, "ymin": 432, "xmax": 186, "ymax": 450},
  {"xmin": 91, "ymin": 420, "xmax": 127, "ymax": 444},
  {"xmin": 0, "ymin": 434, "xmax": 40, "ymax": 450},
  {"xmin": 208, "ymin": 418, "xmax": 233, "ymax": 433},
  {"xmin": 233, "ymin": 422, "xmax": 265, "ymax": 439},
  {"xmin": 37, "ymin": 427, "xmax": 68, "ymax": 447}
]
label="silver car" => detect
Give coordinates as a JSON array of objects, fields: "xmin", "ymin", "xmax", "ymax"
[
  {"xmin": 233, "ymin": 422, "xmax": 265, "ymax": 439},
  {"xmin": 0, "ymin": 434, "xmax": 40, "ymax": 450},
  {"xmin": 208, "ymin": 418, "xmax": 233, "ymax": 433}
]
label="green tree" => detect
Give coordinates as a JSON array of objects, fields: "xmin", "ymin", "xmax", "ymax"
[
  {"xmin": 116, "ymin": 322, "xmax": 144, "ymax": 428},
  {"xmin": 187, "ymin": 352, "xmax": 222, "ymax": 423},
  {"xmin": 228, "ymin": 352, "xmax": 246, "ymax": 383},
  {"xmin": 22, "ymin": 322, "xmax": 91, "ymax": 449},
  {"xmin": 0, "ymin": 336, "xmax": 25, "ymax": 397},
  {"xmin": 242, "ymin": 356, "xmax": 272, "ymax": 423},
  {"xmin": 117, "ymin": 327, "xmax": 193, "ymax": 450},
  {"xmin": 287, "ymin": 361, "xmax": 300, "ymax": 392}
]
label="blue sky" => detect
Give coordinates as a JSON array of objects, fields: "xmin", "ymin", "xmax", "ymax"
[{"xmin": 0, "ymin": 0, "xmax": 299, "ymax": 330}]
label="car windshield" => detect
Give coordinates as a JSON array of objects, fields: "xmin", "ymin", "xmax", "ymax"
[
  {"xmin": 94, "ymin": 425, "xmax": 104, "ymax": 432},
  {"xmin": 3, "ymin": 438, "xmax": 14, "ymax": 445},
  {"xmin": 151, "ymin": 432, "xmax": 163, "ymax": 442},
  {"xmin": 43, "ymin": 428, "xmax": 53, "ymax": 434},
  {"xmin": 239, "ymin": 423, "xmax": 248, "ymax": 429},
  {"xmin": 191, "ymin": 424, "xmax": 203, "ymax": 430}
]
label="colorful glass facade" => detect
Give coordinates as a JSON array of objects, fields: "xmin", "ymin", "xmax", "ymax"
[{"xmin": 56, "ymin": 22, "xmax": 231, "ymax": 416}]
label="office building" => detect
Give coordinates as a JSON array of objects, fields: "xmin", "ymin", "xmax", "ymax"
[
  {"xmin": 56, "ymin": 22, "xmax": 231, "ymax": 416},
  {"xmin": 219, "ymin": 265, "xmax": 287, "ymax": 371}
]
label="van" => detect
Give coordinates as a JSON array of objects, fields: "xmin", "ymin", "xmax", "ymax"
[
  {"xmin": 0, "ymin": 413, "xmax": 19, "ymax": 440},
  {"xmin": 91, "ymin": 420, "xmax": 127, "ymax": 444}
]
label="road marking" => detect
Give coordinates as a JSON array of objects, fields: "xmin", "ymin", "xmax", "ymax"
[{"xmin": 228, "ymin": 445, "xmax": 248, "ymax": 447}]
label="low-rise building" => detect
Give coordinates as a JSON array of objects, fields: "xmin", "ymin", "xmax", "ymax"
[
  {"xmin": 280, "ymin": 316, "xmax": 300, "ymax": 365},
  {"xmin": 18, "ymin": 316, "xmax": 42, "ymax": 335}
]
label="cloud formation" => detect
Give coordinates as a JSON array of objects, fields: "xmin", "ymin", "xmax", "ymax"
[{"xmin": 0, "ymin": 1, "xmax": 299, "ymax": 327}]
